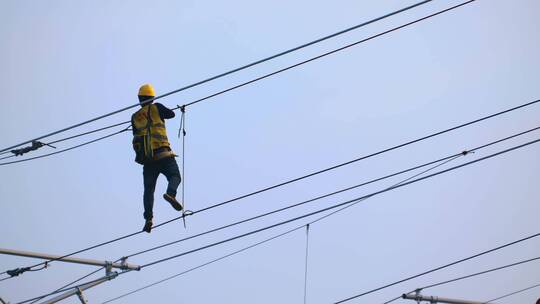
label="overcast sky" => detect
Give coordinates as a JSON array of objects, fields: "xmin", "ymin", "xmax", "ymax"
[{"xmin": 1, "ymin": 0, "xmax": 540, "ymax": 303}]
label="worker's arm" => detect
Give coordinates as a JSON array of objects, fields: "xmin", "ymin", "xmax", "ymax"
[{"xmin": 155, "ymin": 103, "xmax": 175, "ymax": 120}]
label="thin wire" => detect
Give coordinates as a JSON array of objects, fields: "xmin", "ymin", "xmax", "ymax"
[
  {"xmin": 99, "ymin": 151, "xmax": 451, "ymax": 303},
  {"xmin": 48, "ymin": 121, "xmax": 130, "ymax": 145},
  {"xmin": 0, "ymin": 155, "xmax": 16, "ymax": 160},
  {"xmin": 100, "ymin": 226, "xmax": 305, "ymax": 304},
  {"xmin": 190, "ymin": 99, "xmax": 540, "ymax": 217},
  {"xmin": 100, "ymin": 150, "xmax": 444, "ymax": 303},
  {"xmin": 25, "ymin": 266, "xmax": 109, "ymax": 304},
  {"xmin": 421, "ymin": 256, "xmax": 540, "ymax": 290},
  {"xmin": 140, "ymin": 137, "xmax": 540, "ymax": 269},
  {"xmin": 381, "ymin": 295, "xmax": 403, "ymax": 304},
  {"xmin": 340, "ymin": 256, "xmax": 540, "ymax": 304},
  {"xmin": 304, "ymin": 224, "xmax": 310, "ymax": 304},
  {"xmin": 181, "ymin": 109, "xmax": 187, "ymax": 228},
  {"xmin": 484, "ymin": 282, "xmax": 540, "ymax": 303},
  {"xmin": 125, "ymin": 152, "xmax": 458, "ymax": 259},
  {"xmin": 6, "ymin": 125, "xmax": 539, "ymax": 278},
  {"xmin": 335, "ymin": 231, "xmax": 540, "ymax": 301},
  {"xmin": 0, "ymin": 127, "xmax": 129, "ymax": 166},
  {"xmin": 0, "ymin": 0, "xmax": 435, "ymax": 154},
  {"xmin": 94, "ymin": 136, "xmax": 538, "ymax": 303},
  {"xmin": 181, "ymin": 0, "xmax": 477, "ymax": 108},
  {"xmin": 13, "ymin": 275, "xmax": 115, "ymax": 304},
  {"xmin": 0, "ymin": 0, "xmax": 483, "ymax": 165},
  {"xmin": 310, "ymin": 154, "xmax": 461, "ymax": 227}
]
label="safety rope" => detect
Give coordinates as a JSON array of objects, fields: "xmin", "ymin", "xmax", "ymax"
[
  {"xmin": 178, "ymin": 106, "xmax": 192, "ymax": 228},
  {"xmin": 304, "ymin": 224, "xmax": 310, "ymax": 304}
]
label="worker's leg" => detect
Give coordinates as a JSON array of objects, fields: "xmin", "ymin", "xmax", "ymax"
[
  {"xmin": 142, "ymin": 163, "xmax": 160, "ymax": 220},
  {"xmin": 161, "ymin": 157, "xmax": 182, "ymax": 198}
]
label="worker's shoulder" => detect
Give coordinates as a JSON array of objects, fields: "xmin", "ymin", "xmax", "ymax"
[{"xmin": 154, "ymin": 102, "xmax": 169, "ymax": 110}]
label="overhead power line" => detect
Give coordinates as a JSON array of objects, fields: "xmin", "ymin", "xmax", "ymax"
[
  {"xmin": 136, "ymin": 137, "xmax": 540, "ymax": 269},
  {"xmin": 484, "ymin": 282, "xmax": 540, "ymax": 303},
  {"xmin": 106, "ymin": 252, "xmax": 540, "ymax": 304},
  {"xmin": 16, "ymin": 226, "xmax": 306, "ymax": 304},
  {"xmin": 17, "ymin": 137, "xmax": 540, "ymax": 304},
  {"xmin": 336, "ymin": 231, "xmax": 540, "ymax": 301},
  {"xmin": 420, "ymin": 256, "xmax": 540, "ymax": 291},
  {"xmin": 0, "ymin": 127, "xmax": 129, "ymax": 166},
  {"xmin": 119, "ymin": 125, "xmax": 540, "ymax": 262},
  {"xmin": 77, "ymin": 144, "xmax": 456, "ymax": 304},
  {"xmin": 19, "ymin": 128, "xmax": 469, "ymax": 303},
  {"xmin": 0, "ymin": 0, "xmax": 480, "ymax": 164},
  {"xmin": 0, "ymin": 0, "xmax": 436, "ymax": 154},
  {"xmin": 3, "ymin": 96, "xmax": 538, "ymax": 278},
  {"xmin": 100, "ymin": 226, "xmax": 306, "ymax": 304},
  {"xmin": 383, "ymin": 255, "xmax": 540, "ymax": 304},
  {"xmin": 22, "ymin": 139, "xmax": 468, "ymax": 304}
]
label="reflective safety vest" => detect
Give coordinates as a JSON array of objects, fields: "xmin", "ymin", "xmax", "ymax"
[{"xmin": 132, "ymin": 104, "xmax": 171, "ymax": 154}]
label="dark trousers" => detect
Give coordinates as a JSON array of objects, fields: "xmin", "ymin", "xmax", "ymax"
[{"xmin": 142, "ymin": 157, "xmax": 181, "ymax": 220}]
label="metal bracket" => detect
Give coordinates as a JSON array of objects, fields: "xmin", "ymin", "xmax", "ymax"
[
  {"xmin": 105, "ymin": 261, "xmax": 113, "ymax": 276},
  {"xmin": 120, "ymin": 256, "xmax": 128, "ymax": 270},
  {"xmin": 414, "ymin": 289, "xmax": 424, "ymax": 304},
  {"xmin": 75, "ymin": 288, "xmax": 88, "ymax": 304}
]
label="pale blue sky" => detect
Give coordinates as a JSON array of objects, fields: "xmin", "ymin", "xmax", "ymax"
[{"xmin": 1, "ymin": 0, "xmax": 540, "ymax": 303}]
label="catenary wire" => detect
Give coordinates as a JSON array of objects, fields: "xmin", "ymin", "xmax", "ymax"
[
  {"xmin": 108, "ymin": 250, "xmax": 540, "ymax": 304},
  {"xmin": 34, "ymin": 128, "xmax": 471, "ymax": 303},
  {"xmin": 16, "ymin": 227, "xmax": 306, "ymax": 304},
  {"xmin": 0, "ymin": 127, "xmax": 129, "ymax": 166},
  {"xmin": 484, "ymin": 282, "xmax": 540, "ymax": 303},
  {"xmin": 420, "ymin": 256, "xmax": 540, "ymax": 291},
  {"xmin": 0, "ymin": 0, "xmax": 480, "ymax": 164},
  {"xmin": 180, "ymin": 0, "xmax": 477, "ymax": 109},
  {"xmin": 381, "ymin": 256, "xmax": 540, "ymax": 304},
  {"xmin": 13, "ymin": 276, "xmax": 116, "ymax": 304},
  {"xmin": 27, "ymin": 139, "xmax": 470, "ymax": 303},
  {"xmin": 138, "ymin": 137, "xmax": 540, "ymax": 269},
  {"xmin": 4, "ymin": 118, "xmax": 539, "ymax": 281},
  {"xmin": 33, "ymin": 125, "xmax": 534, "ymax": 304},
  {"xmin": 25, "ymin": 265, "xmax": 112, "ymax": 304},
  {"xmin": 0, "ymin": 0, "xmax": 436, "ymax": 154},
  {"xmin": 35, "ymin": 143, "xmax": 475, "ymax": 304},
  {"xmin": 98, "ymin": 151, "xmax": 449, "ymax": 303},
  {"xmin": 100, "ymin": 226, "xmax": 306, "ymax": 304},
  {"xmin": 47, "ymin": 121, "xmax": 130, "ymax": 146},
  {"xmin": 106, "ymin": 137, "xmax": 540, "ymax": 301},
  {"xmin": 110, "ymin": 124, "xmax": 540, "ymax": 260},
  {"xmin": 185, "ymin": 99, "xmax": 540, "ymax": 217},
  {"xmin": 20, "ymin": 137, "xmax": 540, "ymax": 304},
  {"xmin": 335, "ymin": 218, "xmax": 540, "ymax": 300}
]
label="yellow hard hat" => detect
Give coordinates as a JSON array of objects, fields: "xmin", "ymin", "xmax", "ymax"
[{"xmin": 138, "ymin": 84, "xmax": 156, "ymax": 97}]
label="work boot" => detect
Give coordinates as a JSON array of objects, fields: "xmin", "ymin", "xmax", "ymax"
[
  {"xmin": 142, "ymin": 219, "xmax": 153, "ymax": 233},
  {"xmin": 163, "ymin": 193, "xmax": 183, "ymax": 211}
]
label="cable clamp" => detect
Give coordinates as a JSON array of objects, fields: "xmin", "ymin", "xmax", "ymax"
[
  {"xmin": 181, "ymin": 210, "xmax": 194, "ymax": 229},
  {"xmin": 105, "ymin": 261, "xmax": 113, "ymax": 276},
  {"xmin": 179, "ymin": 105, "xmax": 186, "ymax": 113},
  {"xmin": 461, "ymin": 150, "xmax": 474, "ymax": 156},
  {"xmin": 119, "ymin": 257, "xmax": 129, "ymax": 270},
  {"xmin": 6, "ymin": 267, "xmax": 31, "ymax": 277},
  {"xmin": 10, "ymin": 141, "xmax": 56, "ymax": 156}
]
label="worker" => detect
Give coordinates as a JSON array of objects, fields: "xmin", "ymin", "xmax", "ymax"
[{"xmin": 131, "ymin": 84, "xmax": 183, "ymax": 233}]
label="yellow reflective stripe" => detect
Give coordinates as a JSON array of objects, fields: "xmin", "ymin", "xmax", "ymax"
[{"xmin": 151, "ymin": 134, "xmax": 168, "ymax": 140}]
